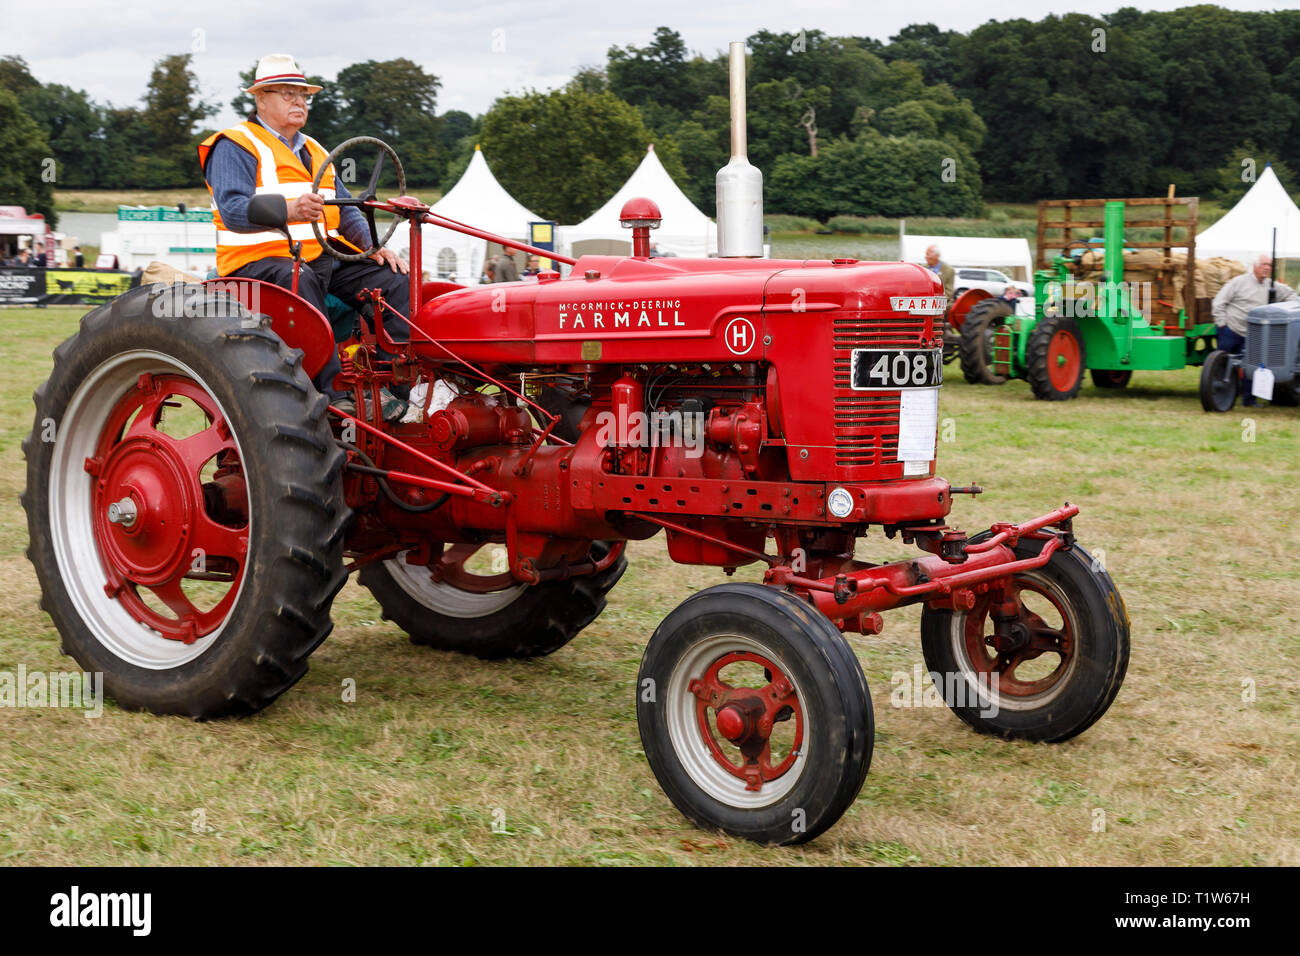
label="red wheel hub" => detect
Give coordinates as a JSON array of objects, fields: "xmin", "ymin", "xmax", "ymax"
[
  {"xmin": 688, "ymin": 651, "xmax": 804, "ymax": 792},
  {"xmin": 88, "ymin": 373, "xmax": 248, "ymax": 644},
  {"xmin": 1047, "ymin": 331, "xmax": 1082, "ymax": 392},
  {"xmin": 963, "ymin": 579, "xmax": 1073, "ymax": 697}
]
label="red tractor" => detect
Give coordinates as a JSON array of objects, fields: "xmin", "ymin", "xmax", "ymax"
[{"xmin": 23, "ymin": 138, "xmax": 1129, "ymax": 846}]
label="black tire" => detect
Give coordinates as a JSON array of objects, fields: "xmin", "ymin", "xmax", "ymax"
[
  {"xmin": 22, "ymin": 283, "xmax": 350, "ymax": 719},
  {"xmin": 358, "ymin": 540, "xmax": 626, "ymax": 658},
  {"xmin": 1199, "ymin": 349, "xmax": 1237, "ymax": 412},
  {"xmin": 637, "ymin": 583, "xmax": 872, "ymax": 845},
  {"xmin": 1026, "ymin": 314, "xmax": 1086, "ymax": 401},
  {"xmin": 1090, "ymin": 369, "xmax": 1132, "ymax": 389},
  {"xmin": 920, "ymin": 536, "xmax": 1129, "ymax": 742},
  {"xmin": 959, "ymin": 298, "xmax": 1013, "ymax": 384}
]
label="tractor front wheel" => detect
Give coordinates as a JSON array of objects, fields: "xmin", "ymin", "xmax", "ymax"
[
  {"xmin": 1027, "ymin": 315, "xmax": 1087, "ymax": 400},
  {"xmin": 920, "ymin": 537, "xmax": 1129, "ymax": 742},
  {"xmin": 1199, "ymin": 349, "xmax": 1238, "ymax": 412},
  {"xmin": 637, "ymin": 583, "xmax": 873, "ymax": 845},
  {"xmin": 23, "ymin": 285, "xmax": 349, "ymax": 718},
  {"xmin": 358, "ymin": 540, "xmax": 626, "ymax": 658}
]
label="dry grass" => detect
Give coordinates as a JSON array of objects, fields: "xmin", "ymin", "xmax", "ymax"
[{"xmin": 0, "ymin": 306, "xmax": 1296, "ymax": 865}]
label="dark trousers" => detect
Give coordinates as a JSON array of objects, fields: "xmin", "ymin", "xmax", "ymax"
[
  {"xmin": 231, "ymin": 252, "xmax": 411, "ymax": 398},
  {"xmin": 1216, "ymin": 325, "xmax": 1257, "ymax": 405}
]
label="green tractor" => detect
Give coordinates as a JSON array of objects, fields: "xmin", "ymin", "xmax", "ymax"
[{"xmin": 959, "ymin": 195, "xmax": 1228, "ymax": 399}]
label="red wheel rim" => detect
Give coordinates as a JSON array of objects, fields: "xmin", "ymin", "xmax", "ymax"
[
  {"xmin": 432, "ymin": 542, "xmax": 517, "ymax": 593},
  {"xmin": 688, "ymin": 651, "xmax": 804, "ymax": 793},
  {"xmin": 962, "ymin": 579, "xmax": 1074, "ymax": 698},
  {"xmin": 88, "ymin": 373, "xmax": 248, "ymax": 644},
  {"xmin": 1047, "ymin": 331, "xmax": 1082, "ymax": 392}
]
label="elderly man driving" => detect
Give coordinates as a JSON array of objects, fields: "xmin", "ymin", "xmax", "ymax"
[
  {"xmin": 198, "ymin": 54, "xmax": 410, "ymax": 416},
  {"xmin": 1212, "ymin": 253, "xmax": 1297, "ymax": 406}
]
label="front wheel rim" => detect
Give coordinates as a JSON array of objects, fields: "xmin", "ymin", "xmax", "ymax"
[
  {"xmin": 385, "ymin": 544, "xmax": 527, "ymax": 618},
  {"xmin": 48, "ymin": 351, "xmax": 253, "ymax": 668},
  {"xmin": 949, "ymin": 570, "xmax": 1080, "ymax": 712},
  {"xmin": 1048, "ymin": 331, "xmax": 1082, "ymax": 391},
  {"xmin": 666, "ymin": 634, "xmax": 808, "ymax": 808}
]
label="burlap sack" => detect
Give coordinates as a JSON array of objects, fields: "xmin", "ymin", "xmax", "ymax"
[
  {"xmin": 141, "ymin": 260, "xmax": 203, "ymax": 286},
  {"xmin": 1073, "ymin": 250, "xmax": 1244, "ymax": 311}
]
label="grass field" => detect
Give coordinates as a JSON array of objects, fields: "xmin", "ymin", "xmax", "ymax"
[{"xmin": 1, "ymin": 305, "xmax": 1296, "ymax": 866}]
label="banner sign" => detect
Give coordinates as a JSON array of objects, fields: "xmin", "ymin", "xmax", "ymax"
[
  {"xmin": 117, "ymin": 205, "xmax": 213, "ymax": 223},
  {"xmin": 0, "ymin": 268, "xmax": 45, "ymax": 304},
  {"xmin": 0, "ymin": 268, "xmax": 135, "ymax": 305}
]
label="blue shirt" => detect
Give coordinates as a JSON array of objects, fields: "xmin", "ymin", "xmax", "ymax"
[{"xmin": 203, "ymin": 115, "xmax": 369, "ymax": 249}]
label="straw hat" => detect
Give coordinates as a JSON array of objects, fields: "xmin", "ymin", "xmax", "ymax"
[{"xmin": 243, "ymin": 54, "xmax": 323, "ymax": 95}]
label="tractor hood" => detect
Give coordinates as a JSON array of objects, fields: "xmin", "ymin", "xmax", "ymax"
[{"xmin": 409, "ymin": 255, "xmax": 943, "ymax": 366}]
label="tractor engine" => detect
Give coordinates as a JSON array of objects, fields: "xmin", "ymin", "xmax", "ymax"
[{"xmin": 343, "ymin": 253, "xmax": 953, "ymax": 578}]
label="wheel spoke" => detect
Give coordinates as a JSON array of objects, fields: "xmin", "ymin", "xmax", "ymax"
[
  {"xmin": 121, "ymin": 388, "xmax": 169, "ymax": 441},
  {"xmin": 149, "ymin": 577, "xmax": 201, "ymax": 620},
  {"xmin": 173, "ymin": 424, "xmax": 234, "ymax": 474},
  {"xmin": 190, "ymin": 512, "xmax": 248, "ymax": 564}
]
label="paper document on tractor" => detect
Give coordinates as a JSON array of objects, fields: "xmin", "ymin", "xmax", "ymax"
[
  {"xmin": 897, "ymin": 387, "xmax": 939, "ymax": 462},
  {"xmin": 1252, "ymin": 367, "xmax": 1275, "ymax": 401}
]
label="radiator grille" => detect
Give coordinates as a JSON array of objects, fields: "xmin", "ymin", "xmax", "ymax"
[
  {"xmin": 1246, "ymin": 320, "xmax": 1288, "ymax": 368},
  {"xmin": 831, "ymin": 314, "xmax": 927, "ymax": 467}
]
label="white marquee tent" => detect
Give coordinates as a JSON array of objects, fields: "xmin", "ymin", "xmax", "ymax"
[
  {"xmin": 393, "ymin": 145, "xmax": 541, "ymax": 285},
  {"xmin": 1194, "ymin": 165, "xmax": 1300, "ymax": 267},
  {"xmin": 559, "ymin": 145, "xmax": 717, "ymax": 259}
]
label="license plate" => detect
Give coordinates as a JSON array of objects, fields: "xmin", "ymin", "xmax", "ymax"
[{"xmin": 851, "ymin": 349, "xmax": 944, "ymax": 390}]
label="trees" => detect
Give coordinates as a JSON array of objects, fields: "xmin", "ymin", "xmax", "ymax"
[
  {"xmin": 0, "ymin": 88, "xmax": 56, "ymax": 224},
  {"xmin": 769, "ymin": 132, "xmax": 982, "ymax": 221},
  {"xmin": 139, "ymin": 54, "xmax": 216, "ymax": 187},
  {"xmin": 479, "ymin": 87, "xmax": 686, "ymax": 222}
]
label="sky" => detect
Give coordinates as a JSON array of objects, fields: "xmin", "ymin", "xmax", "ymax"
[{"xmin": 1, "ymin": 0, "xmax": 1287, "ymax": 128}]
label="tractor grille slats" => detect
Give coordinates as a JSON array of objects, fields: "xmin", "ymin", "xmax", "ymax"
[{"xmin": 830, "ymin": 314, "xmax": 927, "ymax": 467}]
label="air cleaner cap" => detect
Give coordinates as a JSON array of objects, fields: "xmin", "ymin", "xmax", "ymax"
[{"xmin": 619, "ymin": 197, "xmax": 662, "ymax": 229}]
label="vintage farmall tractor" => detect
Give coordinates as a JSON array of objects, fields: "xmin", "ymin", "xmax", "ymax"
[{"xmin": 22, "ymin": 50, "xmax": 1129, "ymax": 846}]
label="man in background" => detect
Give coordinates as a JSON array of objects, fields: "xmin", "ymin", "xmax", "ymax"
[{"xmin": 925, "ymin": 244, "xmax": 954, "ymax": 301}]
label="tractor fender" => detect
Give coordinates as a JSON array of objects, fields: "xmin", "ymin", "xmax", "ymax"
[
  {"xmin": 202, "ymin": 277, "xmax": 335, "ymax": 378},
  {"xmin": 946, "ymin": 287, "xmax": 992, "ymax": 330}
]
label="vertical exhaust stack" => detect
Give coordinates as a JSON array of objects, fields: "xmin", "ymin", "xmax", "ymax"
[{"xmin": 716, "ymin": 41, "xmax": 763, "ymax": 257}]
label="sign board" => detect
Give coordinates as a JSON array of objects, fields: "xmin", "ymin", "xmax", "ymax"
[
  {"xmin": 117, "ymin": 206, "xmax": 213, "ymax": 223},
  {"xmin": 0, "ymin": 268, "xmax": 134, "ymax": 305}
]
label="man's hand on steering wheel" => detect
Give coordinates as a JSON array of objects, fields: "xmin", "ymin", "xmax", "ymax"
[{"xmin": 287, "ymin": 193, "xmax": 325, "ymax": 223}]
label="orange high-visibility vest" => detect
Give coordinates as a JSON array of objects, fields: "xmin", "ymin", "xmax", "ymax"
[{"xmin": 198, "ymin": 121, "xmax": 345, "ymax": 276}]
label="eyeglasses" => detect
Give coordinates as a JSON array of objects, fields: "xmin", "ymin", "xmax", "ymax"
[{"xmin": 264, "ymin": 88, "xmax": 314, "ymax": 107}]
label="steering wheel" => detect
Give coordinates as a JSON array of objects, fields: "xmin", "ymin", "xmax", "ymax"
[{"xmin": 312, "ymin": 136, "xmax": 406, "ymax": 262}]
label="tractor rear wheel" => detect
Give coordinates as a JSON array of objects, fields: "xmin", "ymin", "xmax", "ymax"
[
  {"xmin": 23, "ymin": 284, "xmax": 349, "ymax": 718},
  {"xmin": 1090, "ymin": 369, "xmax": 1132, "ymax": 389},
  {"xmin": 1026, "ymin": 314, "xmax": 1086, "ymax": 400},
  {"xmin": 1199, "ymin": 349, "xmax": 1238, "ymax": 412},
  {"xmin": 358, "ymin": 540, "xmax": 626, "ymax": 658},
  {"xmin": 637, "ymin": 583, "xmax": 872, "ymax": 845},
  {"xmin": 958, "ymin": 299, "xmax": 1012, "ymax": 384},
  {"xmin": 920, "ymin": 537, "xmax": 1129, "ymax": 742}
]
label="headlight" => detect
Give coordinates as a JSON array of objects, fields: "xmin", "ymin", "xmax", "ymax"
[{"xmin": 827, "ymin": 487, "xmax": 854, "ymax": 519}]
